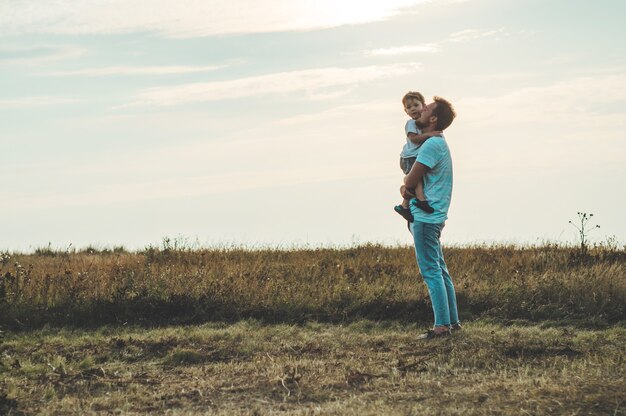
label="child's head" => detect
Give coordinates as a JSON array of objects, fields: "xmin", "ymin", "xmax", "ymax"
[{"xmin": 402, "ymin": 91, "xmax": 426, "ymax": 120}]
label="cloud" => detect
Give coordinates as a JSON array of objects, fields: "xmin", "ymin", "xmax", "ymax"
[
  {"xmin": 2, "ymin": 163, "xmax": 392, "ymax": 211},
  {"xmin": 448, "ymin": 28, "xmax": 505, "ymax": 42},
  {"xmin": 457, "ymin": 72, "xmax": 626, "ymax": 128},
  {"xmin": 451, "ymin": 71, "xmax": 626, "ymax": 172},
  {"xmin": 1, "ymin": 0, "xmax": 439, "ymax": 38},
  {"xmin": 0, "ymin": 96, "xmax": 81, "ymax": 109},
  {"xmin": 273, "ymin": 102, "xmax": 395, "ymax": 126},
  {"xmin": 365, "ymin": 44, "xmax": 439, "ymax": 56},
  {"xmin": 364, "ymin": 27, "xmax": 504, "ymax": 58},
  {"xmin": 120, "ymin": 63, "xmax": 421, "ymax": 107},
  {"xmin": 41, "ymin": 65, "xmax": 226, "ymax": 77},
  {"xmin": 0, "ymin": 44, "xmax": 86, "ymax": 65},
  {"xmin": 0, "ymin": 94, "xmax": 400, "ymax": 211}
]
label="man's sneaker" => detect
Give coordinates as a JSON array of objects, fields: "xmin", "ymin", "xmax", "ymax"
[
  {"xmin": 451, "ymin": 323, "xmax": 462, "ymax": 331},
  {"xmin": 411, "ymin": 198, "xmax": 435, "ymax": 213},
  {"xmin": 394, "ymin": 205, "xmax": 414, "ymax": 222},
  {"xmin": 417, "ymin": 329, "xmax": 451, "ymax": 340}
]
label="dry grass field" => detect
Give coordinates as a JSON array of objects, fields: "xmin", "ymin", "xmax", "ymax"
[{"xmin": 1, "ymin": 242, "xmax": 624, "ymax": 414}]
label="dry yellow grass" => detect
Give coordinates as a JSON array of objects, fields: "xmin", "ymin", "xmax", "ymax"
[{"xmin": 0, "ymin": 243, "xmax": 624, "ymax": 329}]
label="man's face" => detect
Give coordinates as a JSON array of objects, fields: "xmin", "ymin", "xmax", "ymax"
[
  {"xmin": 416, "ymin": 102, "xmax": 437, "ymax": 128},
  {"xmin": 404, "ymin": 99, "xmax": 424, "ymax": 120}
]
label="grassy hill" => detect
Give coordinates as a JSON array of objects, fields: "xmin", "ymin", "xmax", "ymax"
[
  {"xmin": 1, "ymin": 244, "xmax": 624, "ymax": 414},
  {"xmin": 1, "ymin": 243, "xmax": 624, "ymax": 329}
]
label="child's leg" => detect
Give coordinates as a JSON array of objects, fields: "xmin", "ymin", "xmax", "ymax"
[
  {"xmin": 395, "ymin": 186, "xmax": 415, "ymax": 222},
  {"xmin": 411, "ymin": 181, "xmax": 435, "ymax": 213},
  {"xmin": 394, "ymin": 201, "xmax": 414, "ymax": 221},
  {"xmin": 395, "ymin": 157, "xmax": 416, "ymax": 222},
  {"xmin": 414, "ymin": 181, "xmax": 426, "ymax": 201},
  {"xmin": 401, "ymin": 187, "xmax": 416, "ymax": 208}
]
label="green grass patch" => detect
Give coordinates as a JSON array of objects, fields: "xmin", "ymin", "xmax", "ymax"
[
  {"xmin": 163, "ymin": 348, "xmax": 204, "ymax": 366},
  {"xmin": 0, "ymin": 320, "xmax": 624, "ymax": 415}
]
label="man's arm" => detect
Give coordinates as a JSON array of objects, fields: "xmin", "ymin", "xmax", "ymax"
[
  {"xmin": 403, "ymin": 161, "xmax": 430, "ymax": 190},
  {"xmin": 407, "ymin": 131, "xmax": 442, "ymax": 145}
]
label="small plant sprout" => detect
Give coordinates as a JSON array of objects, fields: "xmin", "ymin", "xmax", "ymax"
[{"xmin": 569, "ymin": 212, "xmax": 601, "ymax": 253}]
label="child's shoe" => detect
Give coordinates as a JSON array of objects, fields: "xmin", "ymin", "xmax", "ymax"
[
  {"xmin": 394, "ymin": 205, "xmax": 414, "ymax": 222},
  {"xmin": 411, "ymin": 198, "xmax": 435, "ymax": 213}
]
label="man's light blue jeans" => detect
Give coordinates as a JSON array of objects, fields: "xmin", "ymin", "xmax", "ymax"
[{"xmin": 411, "ymin": 221, "xmax": 459, "ymax": 327}]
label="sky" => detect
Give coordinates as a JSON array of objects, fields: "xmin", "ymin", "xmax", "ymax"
[{"xmin": 1, "ymin": 0, "xmax": 625, "ymax": 252}]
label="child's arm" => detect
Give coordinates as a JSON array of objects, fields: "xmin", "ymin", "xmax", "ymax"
[{"xmin": 407, "ymin": 131, "xmax": 443, "ymax": 145}]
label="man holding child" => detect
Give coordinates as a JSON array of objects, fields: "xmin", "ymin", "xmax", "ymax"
[{"xmin": 400, "ymin": 96, "xmax": 461, "ymax": 339}]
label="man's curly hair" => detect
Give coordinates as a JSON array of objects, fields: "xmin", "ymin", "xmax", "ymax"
[{"xmin": 432, "ymin": 96, "xmax": 456, "ymax": 131}]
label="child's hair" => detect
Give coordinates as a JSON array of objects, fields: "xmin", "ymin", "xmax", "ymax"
[
  {"xmin": 402, "ymin": 91, "xmax": 425, "ymax": 108},
  {"xmin": 432, "ymin": 96, "xmax": 456, "ymax": 131}
]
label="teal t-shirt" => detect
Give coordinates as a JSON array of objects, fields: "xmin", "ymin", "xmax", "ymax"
[{"xmin": 410, "ymin": 136, "xmax": 453, "ymax": 224}]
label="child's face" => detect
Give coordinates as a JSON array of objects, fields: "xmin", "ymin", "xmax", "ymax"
[{"xmin": 404, "ymin": 99, "xmax": 424, "ymax": 120}]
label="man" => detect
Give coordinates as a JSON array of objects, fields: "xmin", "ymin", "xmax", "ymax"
[{"xmin": 401, "ymin": 96, "xmax": 460, "ymax": 339}]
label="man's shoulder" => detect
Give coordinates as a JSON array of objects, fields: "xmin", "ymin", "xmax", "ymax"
[
  {"xmin": 416, "ymin": 136, "xmax": 450, "ymax": 168},
  {"xmin": 422, "ymin": 135, "xmax": 447, "ymax": 150}
]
